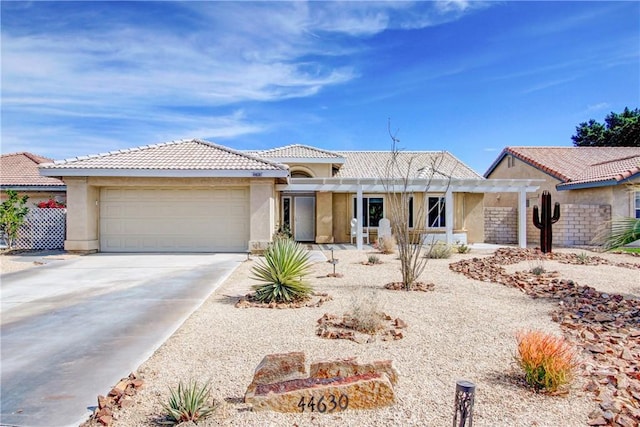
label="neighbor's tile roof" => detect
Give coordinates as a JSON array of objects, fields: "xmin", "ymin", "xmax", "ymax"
[
  {"xmin": 334, "ymin": 151, "xmax": 483, "ymax": 180},
  {"xmin": 40, "ymin": 139, "xmax": 288, "ymax": 171},
  {"xmin": 495, "ymin": 147, "xmax": 640, "ymax": 188},
  {"xmin": 255, "ymin": 144, "xmax": 345, "ymax": 159},
  {"xmin": 1, "ymin": 152, "xmax": 65, "ymax": 187}
]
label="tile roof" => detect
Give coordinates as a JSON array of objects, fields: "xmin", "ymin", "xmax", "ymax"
[
  {"xmin": 334, "ymin": 151, "xmax": 483, "ymax": 180},
  {"xmin": 255, "ymin": 144, "xmax": 345, "ymax": 160},
  {"xmin": 1, "ymin": 152, "xmax": 65, "ymax": 187},
  {"xmin": 490, "ymin": 147, "xmax": 640, "ymax": 188},
  {"xmin": 40, "ymin": 139, "xmax": 288, "ymax": 171}
]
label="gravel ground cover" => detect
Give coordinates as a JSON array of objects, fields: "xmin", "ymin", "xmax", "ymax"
[{"xmin": 82, "ymin": 246, "xmax": 640, "ymax": 427}]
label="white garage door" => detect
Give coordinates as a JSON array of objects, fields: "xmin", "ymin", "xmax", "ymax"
[{"xmin": 100, "ymin": 187, "xmax": 249, "ymax": 252}]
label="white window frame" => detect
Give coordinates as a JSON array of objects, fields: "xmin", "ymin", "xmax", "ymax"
[
  {"xmin": 352, "ymin": 195, "xmax": 385, "ymax": 228},
  {"xmin": 352, "ymin": 194, "xmax": 416, "ymax": 228},
  {"xmin": 634, "ymin": 191, "xmax": 640, "ymax": 219},
  {"xmin": 427, "ymin": 195, "xmax": 446, "ymax": 229}
]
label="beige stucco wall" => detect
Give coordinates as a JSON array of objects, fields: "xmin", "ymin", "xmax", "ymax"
[
  {"xmin": 249, "ymin": 179, "xmax": 275, "ymax": 251},
  {"xmin": 64, "ymin": 177, "xmax": 99, "ymax": 252},
  {"xmin": 461, "ymin": 193, "xmax": 484, "ymax": 243},
  {"xmin": 485, "ymin": 155, "xmax": 559, "ymax": 207},
  {"xmin": 332, "ymin": 193, "xmax": 349, "ymax": 243},
  {"xmin": 315, "ymin": 191, "xmax": 334, "ymax": 243},
  {"xmin": 288, "ymin": 163, "xmax": 333, "ymax": 178}
]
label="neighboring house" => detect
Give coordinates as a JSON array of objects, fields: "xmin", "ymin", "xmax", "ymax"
[
  {"xmin": 1, "ymin": 152, "xmax": 66, "ymax": 204},
  {"xmin": 39, "ymin": 139, "xmax": 540, "ymax": 253},
  {"xmin": 484, "ymin": 147, "xmax": 640, "ymax": 247},
  {"xmin": 1, "ymin": 152, "xmax": 67, "ymax": 250}
]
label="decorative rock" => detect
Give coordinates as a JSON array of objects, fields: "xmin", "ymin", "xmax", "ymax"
[
  {"xmin": 89, "ymin": 372, "xmax": 144, "ymax": 426},
  {"xmin": 309, "ymin": 358, "xmax": 399, "ymax": 386},
  {"xmin": 588, "ymin": 416, "xmax": 608, "ymax": 426},
  {"xmin": 615, "ymin": 414, "xmax": 637, "ymax": 427},
  {"xmin": 245, "ymin": 353, "xmax": 397, "ymax": 413},
  {"xmin": 245, "ymin": 352, "xmax": 307, "ymax": 397},
  {"xmin": 449, "ymin": 248, "xmax": 640, "ymax": 426}
]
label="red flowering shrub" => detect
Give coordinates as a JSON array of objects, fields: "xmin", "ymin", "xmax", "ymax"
[{"xmin": 37, "ymin": 199, "xmax": 66, "ymax": 208}]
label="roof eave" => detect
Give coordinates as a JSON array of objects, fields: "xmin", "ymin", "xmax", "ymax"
[
  {"xmin": 39, "ymin": 168, "xmax": 289, "ymax": 178},
  {"xmin": 558, "ymin": 171, "xmax": 640, "ymax": 190},
  {"xmin": 0, "ymin": 185, "xmax": 67, "ymax": 191}
]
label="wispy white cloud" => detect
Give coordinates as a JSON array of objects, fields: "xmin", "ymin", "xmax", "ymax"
[
  {"xmin": 585, "ymin": 102, "xmax": 611, "ymax": 113},
  {"xmin": 1, "ymin": 1, "xmax": 492, "ymax": 157}
]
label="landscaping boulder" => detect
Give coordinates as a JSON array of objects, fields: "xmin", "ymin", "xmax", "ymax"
[{"xmin": 244, "ymin": 352, "xmax": 398, "ymax": 413}]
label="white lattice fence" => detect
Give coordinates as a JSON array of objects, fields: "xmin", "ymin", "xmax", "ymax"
[{"xmin": 14, "ymin": 208, "xmax": 66, "ymax": 250}]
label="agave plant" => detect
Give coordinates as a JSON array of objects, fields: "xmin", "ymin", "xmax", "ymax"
[
  {"xmin": 251, "ymin": 238, "xmax": 313, "ymax": 303},
  {"xmin": 161, "ymin": 380, "xmax": 215, "ymax": 425}
]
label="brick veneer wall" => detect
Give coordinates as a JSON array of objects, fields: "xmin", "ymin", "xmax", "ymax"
[
  {"xmin": 484, "ymin": 207, "xmax": 518, "ymax": 244},
  {"xmin": 526, "ymin": 204, "xmax": 611, "ymax": 247}
]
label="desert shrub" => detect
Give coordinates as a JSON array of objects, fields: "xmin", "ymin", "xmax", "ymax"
[
  {"xmin": 251, "ymin": 238, "xmax": 313, "ymax": 303},
  {"xmin": 515, "ymin": 330, "xmax": 577, "ymax": 393},
  {"xmin": 456, "ymin": 243, "xmax": 471, "ymax": 254},
  {"xmin": 367, "ymin": 254, "xmax": 381, "ymax": 265},
  {"xmin": 377, "ymin": 235, "xmax": 397, "ymax": 254},
  {"xmin": 272, "ymin": 224, "xmax": 292, "ymax": 241},
  {"xmin": 346, "ymin": 290, "xmax": 386, "ymax": 334},
  {"xmin": 425, "ymin": 241, "xmax": 452, "ymax": 259},
  {"xmin": 575, "ymin": 252, "xmax": 591, "ymax": 264},
  {"xmin": 162, "ymin": 380, "xmax": 216, "ymax": 424},
  {"xmin": 529, "ymin": 261, "xmax": 546, "ymax": 275}
]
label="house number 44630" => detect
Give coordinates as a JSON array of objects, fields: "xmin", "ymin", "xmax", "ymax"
[{"xmin": 297, "ymin": 393, "xmax": 349, "ymax": 413}]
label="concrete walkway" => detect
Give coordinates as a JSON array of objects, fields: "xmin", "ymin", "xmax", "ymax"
[{"xmin": 0, "ymin": 253, "xmax": 244, "ymax": 427}]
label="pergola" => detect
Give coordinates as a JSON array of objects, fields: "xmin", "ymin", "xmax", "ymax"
[{"xmin": 276, "ymin": 177, "xmax": 543, "ymax": 249}]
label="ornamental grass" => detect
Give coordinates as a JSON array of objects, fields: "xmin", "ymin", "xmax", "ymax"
[{"xmin": 515, "ymin": 330, "xmax": 578, "ymax": 393}]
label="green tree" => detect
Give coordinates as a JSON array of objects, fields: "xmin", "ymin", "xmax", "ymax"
[
  {"xmin": 0, "ymin": 190, "xmax": 29, "ymax": 250},
  {"xmin": 572, "ymin": 107, "xmax": 639, "ymax": 147}
]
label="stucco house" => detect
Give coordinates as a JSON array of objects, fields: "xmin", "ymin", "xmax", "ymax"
[
  {"xmin": 1, "ymin": 152, "xmax": 66, "ymax": 205},
  {"xmin": 484, "ymin": 146, "xmax": 640, "ymax": 247},
  {"xmin": 39, "ymin": 139, "xmax": 541, "ymax": 253}
]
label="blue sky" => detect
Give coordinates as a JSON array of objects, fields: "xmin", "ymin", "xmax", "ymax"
[{"xmin": 2, "ymin": 1, "xmax": 638, "ymax": 174}]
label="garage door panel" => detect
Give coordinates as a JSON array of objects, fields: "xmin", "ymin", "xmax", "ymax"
[{"xmin": 100, "ymin": 187, "xmax": 249, "ymax": 252}]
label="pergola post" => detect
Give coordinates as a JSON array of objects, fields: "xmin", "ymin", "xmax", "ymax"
[
  {"xmin": 518, "ymin": 189, "xmax": 527, "ymax": 248},
  {"xmin": 356, "ymin": 185, "xmax": 363, "ymax": 250},
  {"xmin": 445, "ymin": 188, "xmax": 454, "ymax": 244}
]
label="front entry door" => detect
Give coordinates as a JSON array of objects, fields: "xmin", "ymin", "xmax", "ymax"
[{"xmin": 294, "ymin": 197, "xmax": 315, "ymax": 242}]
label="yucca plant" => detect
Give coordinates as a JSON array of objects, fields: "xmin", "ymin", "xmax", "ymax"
[
  {"xmin": 515, "ymin": 330, "xmax": 577, "ymax": 393},
  {"xmin": 251, "ymin": 238, "xmax": 313, "ymax": 303},
  {"xmin": 161, "ymin": 380, "xmax": 215, "ymax": 425}
]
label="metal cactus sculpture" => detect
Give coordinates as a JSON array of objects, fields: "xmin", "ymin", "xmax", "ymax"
[{"xmin": 533, "ymin": 191, "xmax": 560, "ymax": 253}]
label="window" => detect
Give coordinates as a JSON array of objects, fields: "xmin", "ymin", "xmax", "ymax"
[
  {"xmin": 427, "ymin": 196, "xmax": 446, "ymax": 228},
  {"xmin": 635, "ymin": 192, "xmax": 640, "ymax": 219},
  {"xmin": 282, "ymin": 197, "xmax": 291, "ymax": 230},
  {"xmin": 353, "ymin": 197, "xmax": 384, "ymax": 227},
  {"xmin": 408, "ymin": 196, "xmax": 414, "ymax": 228}
]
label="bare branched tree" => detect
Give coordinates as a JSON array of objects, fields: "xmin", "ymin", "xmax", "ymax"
[{"xmin": 382, "ymin": 120, "xmax": 454, "ymax": 290}]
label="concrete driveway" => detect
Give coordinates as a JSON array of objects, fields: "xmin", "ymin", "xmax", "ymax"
[{"xmin": 1, "ymin": 253, "xmax": 245, "ymax": 427}]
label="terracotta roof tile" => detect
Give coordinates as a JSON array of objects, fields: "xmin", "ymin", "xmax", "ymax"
[
  {"xmin": 335, "ymin": 151, "xmax": 482, "ymax": 180},
  {"xmin": 40, "ymin": 139, "xmax": 288, "ymax": 171},
  {"xmin": 501, "ymin": 147, "xmax": 640, "ymax": 187},
  {"xmin": 1, "ymin": 152, "xmax": 65, "ymax": 187}
]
